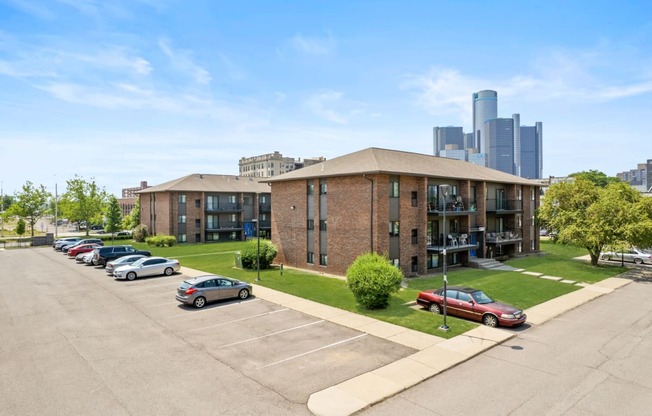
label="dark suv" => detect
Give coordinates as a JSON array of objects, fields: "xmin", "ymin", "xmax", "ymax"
[{"xmin": 92, "ymin": 245, "xmax": 152, "ymax": 267}]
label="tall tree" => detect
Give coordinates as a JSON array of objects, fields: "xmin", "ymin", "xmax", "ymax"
[
  {"xmin": 538, "ymin": 178, "xmax": 652, "ymax": 266},
  {"xmin": 105, "ymin": 196, "xmax": 123, "ymax": 238},
  {"xmin": 59, "ymin": 176, "xmax": 108, "ymax": 236},
  {"xmin": 569, "ymin": 170, "xmax": 620, "ymax": 187},
  {"xmin": 7, "ymin": 181, "xmax": 51, "ymax": 237},
  {"xmin": 122, "ymin": 197, "xmax": 141, "ymax": 230}
]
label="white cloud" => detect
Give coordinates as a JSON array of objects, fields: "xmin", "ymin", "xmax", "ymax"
[
  {"xmin": 158, "ymin": 39, "xmax": 211, "ymax": 84},
  {"xmin": 288, "ymin": 33, "xmax": 335, "ymax": 56},
  {"xmin": 306, "ymin": 90, "xmax": 356, "ymax": 124}
]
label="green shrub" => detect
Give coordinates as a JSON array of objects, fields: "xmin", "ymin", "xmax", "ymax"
[
  {"xmin": 133, "ymin": 224, "xmax": 149, "ymax": 242},
  {"xmin": 346, "ymin": 252, "xmax": 404, "ymax": 309},
  {"xmin": 240, "ymin": 239, "xmax": 278, "ymax": 269},
  {"xmin": 145, "ymin": 235, "xmax": 177, "ymax": 247}
]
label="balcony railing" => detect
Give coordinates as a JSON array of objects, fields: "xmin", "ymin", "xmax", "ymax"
[
  {"xmin": 205, "ymin": 221, "xmax": 242, "ymax": 231},
  {"xmin": 485, "ymin": 199, "xmax": 522, "ymax": 212},
  {"xmin": 486, "ymin": 229, "xmax": 522, "ymax": 244},
  {"xmin": 427, "ymin": 231, "xmax": 477, "ymax": 250},
  {"xmin": 205, "ymin": 203, "xmax": 242, "ymax": 212},
  {"xmin": 427, "ymin": 198, "xmax": 477, "ymax": 213}
]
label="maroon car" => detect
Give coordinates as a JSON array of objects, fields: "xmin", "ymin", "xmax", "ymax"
[{"xmin": 416, "ymin": 285, "xmax": 527, "ymax": 327}]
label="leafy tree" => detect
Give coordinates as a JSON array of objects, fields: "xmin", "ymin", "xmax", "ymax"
[
  {"xmin": 122, "ymin": 197, "xmax": 141, "ymax": 230},
  {"xmin": 569, "ymin": 170, "xmax": 620, "ymax": 188},
  {"xmin": 16, "ymin": 218, "xmax": 26, "ymax": 237},
  {"xmin": 6, "ymin": 181, "xmax": 51, "ymax": 237},
  {"xmin": 59, "ymin": 176, "xmax": 108, "ymax": 236},
  {"xmin": 538, "ymin": 178, "xmax": 652, "ymax": 266},
  {"xmin": 105, "ymin": 196, "xmax": 123, "ymax": 238},
  {"xmin": 346, "ymin": 252, "xmax": 404, "ymax": 309},
  {"xmin": 132, "ymin": 224, "xmax": 149, "ymax": 242},
  {"xmin": 1, "ymin": 194, "xmax": 15, "ymax": 212},
  {"xmin": 241, "ymin": 240, "xmax": 278, "ymax": 269}
]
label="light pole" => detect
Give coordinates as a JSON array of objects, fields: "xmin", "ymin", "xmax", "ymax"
[
  {"xmin": 439, "ymin": 184, "xmax": 450, "ymax": 332},
  {"xmin": 252, "ymin": 216, "xmax": 260, "ymax": 282}
]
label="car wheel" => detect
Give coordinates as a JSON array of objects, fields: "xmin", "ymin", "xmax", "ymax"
[
  {"xmin": 483, "ymin": 314, "xmax": 499, "ymax": 327},
  {"xmin": 238, "ymin": 289, "xmax": 250, "ymax": 299},
  {"xmin": 164, "ymin": 267, "xmax": 174, "ymax": 276},
  {"xmin": 126, "ymin": 272, "xmax": 137, "ymax": 281},
  {"xmin": 429, "ymin": 303, "xmax": 441, "ymax": 314},
  {"xmin": 193, "ymin": 296, "xmax": 206, "ymax": 308},
  {"xmin": 634, "ymin": 258, "xmax": 643, "ymax": 265},
  {"xmin": 601, "ymin": 254, "xmax": 610, "ymax": 260}
]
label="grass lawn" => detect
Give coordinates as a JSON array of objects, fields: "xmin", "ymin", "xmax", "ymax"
[{"xmin": 123, "ymin": 239, "xmax": 627, "ymax": 339}]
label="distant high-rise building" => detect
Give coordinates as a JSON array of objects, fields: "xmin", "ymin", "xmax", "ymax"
[
  {"xmin": 433, "ymin": 126, "xmax": 464, "ymax": 156},
  {"xmin": 486, "ymin": 118, "xmax": 515, "ymax": 174},
  {"xmin": 239, "ymin": 151, "xmax": 325, "ymax": 178},
  {"xmin": 520, "ymin": 122, "xmax": 543, "ymax": 179},
  {"xmin": 472, "ymin": 90, "xmax": 498, "ymax": 153}
]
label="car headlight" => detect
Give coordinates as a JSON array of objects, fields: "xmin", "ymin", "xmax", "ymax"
[{"xmin": 501, "ymin": 313, "xmax": 515, "ymax": 319}]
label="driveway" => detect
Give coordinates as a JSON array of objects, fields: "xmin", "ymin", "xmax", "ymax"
[
  {"xmin": 359, "ymin": 271, "xmax": 652, "ymax": 416},
  {"xmin": 0, "ymin": 248, "xmax": 415, "ymax": 415}
]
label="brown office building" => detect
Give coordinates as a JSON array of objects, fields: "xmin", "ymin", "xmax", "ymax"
[
  {"xmin": 265, "ymin": 148, "xmax": 541, "ymax": 277},
  {"xmin": 138, "ymin": 174, "xmax": 271, "ymax": 243}
]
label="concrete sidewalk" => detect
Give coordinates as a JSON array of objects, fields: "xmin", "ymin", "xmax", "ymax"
[{"xmin": 179, "ymin": 266, "xmax": 633, "ymax": 416}]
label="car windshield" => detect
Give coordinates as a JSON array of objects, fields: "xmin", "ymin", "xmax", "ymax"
[
  {"xmin": 471, "ymin": 290, "xmax": 494, "ymax": 304},
  {"xmin": 131, "ymin": 258, "xmax": 147, "ymax": 266}
]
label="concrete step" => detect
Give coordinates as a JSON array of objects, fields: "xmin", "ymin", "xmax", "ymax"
[{"xmin": 469, "ymin": 257, "xmax": 518, "ymax": 271}]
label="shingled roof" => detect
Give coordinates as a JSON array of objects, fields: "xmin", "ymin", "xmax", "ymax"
[
  {"xmin": 137, "ymin": 174, "xmax": 270, "ymax": 194},
  {"xmin": 264, "ymin": 147, "xmax": 540, "ymax": 185}
]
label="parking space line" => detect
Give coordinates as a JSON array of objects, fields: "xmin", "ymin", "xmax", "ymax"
[
  {"xmin": 256, "ymin": 334, "xmax": 368, "ymax": 370},
  {"xmin": 188, "ymin": 308, "xmax": 290, "ymax": 332},
  {"xmin": 220, "ymin": 320, "xmax": 325, "ymax": 348},
  {"xmin": 164, "ymin": 298, "xmax": 261, "ymax": 319}
]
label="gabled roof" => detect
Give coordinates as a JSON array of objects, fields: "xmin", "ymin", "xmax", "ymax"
[
  {"xmin": 137, "ymin": 174, "xmax": 270, "ymax": 194},
  {"xmin": 264, "ymin": 147, "xmax": 541, "ymax": 186}
]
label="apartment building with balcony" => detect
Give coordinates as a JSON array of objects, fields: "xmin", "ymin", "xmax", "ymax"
[
  {"xmin": 138, "ymin": 174, "xmax": 271, "ymax": 243},
  {"xmin": 265, "ymin": 147, "xmax": 541, "ymax": 277}
]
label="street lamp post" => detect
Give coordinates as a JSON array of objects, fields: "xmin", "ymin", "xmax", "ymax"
[{"xmin": 439, "ymin": 184, "xmax": 451, "ymax": 332}]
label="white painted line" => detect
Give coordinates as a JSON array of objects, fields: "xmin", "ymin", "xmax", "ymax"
[
  {"xmin": 164, "ymin": 298, "xmax": 261, "ymax": 319},
  {"xmin": 256, "ymin": 333, "xmax": 368, "ymax": 370},
  {"xmin": 221, "ymin": 320, "xmax": 325, "ymax": 348},
  {"xmin": 188, "ymin": 308, "xmax": 290, "ymax": 332}
]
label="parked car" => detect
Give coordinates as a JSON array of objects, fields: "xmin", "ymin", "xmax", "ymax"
[
  {"xmin": 61, "ymin": 238, "xmax": 103, "ymax": 253},
  {"xmin": 176, "ymin": 275, "xmax": 252, "ymax": 308},
  {"xmin": 113, "ymin": 231, "xmax": 132, "ymax": 237},
  {"xmin": 78, "ymin": 251, "xmax": 95, "ymax": 264},
  {"xmin": 601, "ymin": 248, "xmax": 652, "ymax": 264},
  {"xmin": 92, "ymin": 245, "xmax": 152, "ymax": 267},
  {"xmin": 416, "ymin": 285, "xmax": 527, "ymax": 327},
  {"xmin": 113, "ymin": 257, "xmax": 180, "ymax": 281},
  {"xmin": 53, "ymin": 237, "xmax": 82, "ymax": 251},
  {"xmin": 67, "ymin": 243, "xmax": 102, "ymax": 258},
  {"xmin": 105, "ymin": 254, "xmax": 148, "ymax": 275}
]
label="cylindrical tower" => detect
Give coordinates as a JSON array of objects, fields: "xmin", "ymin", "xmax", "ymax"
[{"xmin": 472, "ymin": 90, "xmax": 498, "ymax": 156}]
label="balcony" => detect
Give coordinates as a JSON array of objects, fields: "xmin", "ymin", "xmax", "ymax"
[
  {"xmin": 205, "ymin": 221, "xmax": 242, "ymax": 231},
  {"xmin": 427, "ymin": 198, "xmax": 477, "ymax": 215},
  {"xmin": 485, "ymin": 199, "xmax": 522, "ymax": 213},
  {"xmin": 205, "ymin": 203, "xmax": 242, "ymax": 213},
  {"xmin": 259, "ymin": 202, "xmax": 271, "ymax": 213},
  {"xmin": 486, "ymin": 230, "xmax": 522, "ymax": 246},
  {"xmin": 427, "ymin": 232, "xmax": 479, "ymax": 253}
]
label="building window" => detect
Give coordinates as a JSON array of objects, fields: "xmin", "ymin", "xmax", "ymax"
[
  {"xmin": 228, "ymin": 195, "xmax": 236, "ymax": 204},
  {"xmin": 411, "ymin": 191, "xmax": 418, "ymax": 207},
  {"xmin": 178, "ymin": 194, "xmax": 186, "ymax": 203},
  {"xmin": 260, "ymin": 195, "xmax": 267, "ymax": 204},
  {"xmin": 195, "ymin": 233, "xmax": 201, "ymax": 242},
  {"xmin": 411, "ymin": 256, "xmax": 418, "ymax": 273},
  {"xmin": 320, "ymin": 182, "xmax": 327, "ymax": 195},
  {"xmin": 517, "ymin": 189, "xmax": 522, "ymax": 201},
  {"xmin": 450, "ymin": 185, "xmax": 458, "ymax": 198},
  {"xmin": 427, "ymin": 253, "xmax": 439, "ymax": 268},
  {"xmin": 244, "ymin": 195, "xmax": 252, "ymax": 206},
  {"xmin": 307, "ymin": 183, "xmax": 314, "ymax": 195},
  {"xmin": 389, "ymin": 179, "xmax": 399, "ymax": 198},
  {"xmin": 319, "ymin": 220, "xmax": 327, "ymax": 231},
  {"xmin": 206, "ymin": 196, "xmax": 218, "ymax": 211},
  {"xmin": 195, "ymin": 219, "xmax": 201, "ymax": 228},
  {"xmin": 411, "ymin": 229, "xmax": 418, "ymax": 244},
  {"xmin": 389, "ymin": 221, "xmax": 400, "ymax": 237},
  {"xmin": 307, "ymin": 252, "xmax": 314, "ymax": 264},
  {"xmin": 260, "ymin": 213, "xmax": 267, "ymax": 221},
  {"xmin": 178, "ymin": 215, "xmax": 187, "ymax": 224},
  {"xmin": 178, "ymin": 233, "xmax": 187, "ymax": 243},
  {"xmin": 319, "ymin": 254, "xmax": 328, "ymax": 266},
  {"xmin": 307, "ymin": 219, "xmax": 314, "ymax": 230},
  {"xmin": 195, "ymin": 199, "xmax": 201, "ymax": 208}
]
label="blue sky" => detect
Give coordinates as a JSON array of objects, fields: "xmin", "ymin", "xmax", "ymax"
[{"xmin": 1, "ymin": 0, "xmax": 651, "ymax": 197}]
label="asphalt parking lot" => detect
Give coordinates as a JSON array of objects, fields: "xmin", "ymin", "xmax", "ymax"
[{"xmin": 0, "ymin": 247, "xmax": 416, "ymax": 415}]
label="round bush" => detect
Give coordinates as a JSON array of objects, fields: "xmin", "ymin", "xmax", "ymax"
[
  {"xmin": 346, "ymin": 252, "xmax": 404, "ymax": 309},
  {"xmin": 240, "ymin": 239, "xmax": 278, "ymax": 269}
]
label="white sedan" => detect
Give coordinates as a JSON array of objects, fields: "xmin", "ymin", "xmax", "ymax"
[
  {"xmin": 105, "ymin": 254, "xmax": 148, "ymax": 274},
  {"xmin": 113, "ymin": 257, "xmax": 180, "ymax": 281}
]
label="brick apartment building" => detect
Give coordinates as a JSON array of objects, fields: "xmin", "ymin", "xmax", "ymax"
[
  {"xmin": 138, "ymin": 174, "xmax": 271, "ymax": 243},
  {"xmin": 265, "ymin": 148, "xmax": 541, "ymax": 277}
]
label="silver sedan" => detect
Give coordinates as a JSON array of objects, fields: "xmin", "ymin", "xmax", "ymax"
[
  {"xmin": 176, "ymin": 275, "xmax": 252, "ymax": 308},
  {"xmin": 113, "ymin": 257, "xmax": 180, "ymax": 281},
  {"xmin": 105, "ymin": 254, "xmax": 148, "ymax": 274}
]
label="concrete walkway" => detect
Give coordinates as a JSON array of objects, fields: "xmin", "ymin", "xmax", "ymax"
[{"xmin": 179, "ymin": 266, "xmax": 635, "ymax": 416}]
